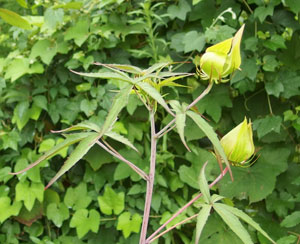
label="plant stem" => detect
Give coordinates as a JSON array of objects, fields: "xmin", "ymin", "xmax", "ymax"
[
  {"xmin": 156, "ymin": 82, "xmax": 214, "ymax": 140},
  {"xmin": 156, "ymin": 118, "xmax": 176, "ymax": 138},
  {"xmin": 140, "ymin": 110, "xmax": 157, "ymax": 244},
  {"xmin": 149, "ymin": 213, "xmax": 199, "ymax": 243},
  {"xmin": 186, "ymin": 81, "xmax": 213, "ymax": 111},
  {"xmin": 146, "ymin": 167, "xmax": 229, "ymax": 243},
  {"xmin": 143, "ymin": 1, "xmax": 158, "ymax": 63},
  {"xmin": 96, "ymin": 141, "xmax": 149, "ymax": 181}
]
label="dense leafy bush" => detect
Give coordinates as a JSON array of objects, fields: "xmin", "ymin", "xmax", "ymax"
[{"xmin": 0, "ymin": 0, "xmax": 299, "ymax": 243}]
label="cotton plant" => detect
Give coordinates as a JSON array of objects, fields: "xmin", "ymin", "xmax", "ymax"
[{"xmin": 10, "ymin": 25, "xmax": 275, "ymax": 244}]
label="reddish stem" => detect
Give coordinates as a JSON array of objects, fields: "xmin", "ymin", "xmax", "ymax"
[{"xmin": 146, "ymin": 167, "xmax": 229, "ymax": 243}]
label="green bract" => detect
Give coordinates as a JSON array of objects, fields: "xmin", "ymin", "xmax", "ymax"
[
  {"xmin": 199, "ymin": 24, "xmax": 245, "ymax": 83},
  {"xmin": 220, "ymin": 117, "xmax": 255, "ymax": 164}
]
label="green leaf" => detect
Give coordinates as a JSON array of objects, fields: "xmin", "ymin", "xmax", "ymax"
[
  {"xmin": 76, "ymin": 82, "xmax": 91, "ymax": 92},
  {"xmin": 33, "ymin": 95, "xmax": 48, "ymax": 111},
  {"xmin": 0, "ymin": 197, "xmax": 22, "ymax": 223},
  {"xmin": 252, "ymin": 115, "xmax": 282, "ymax": 139},
  {"xmin": 12, "ymin": 101, "xmax": 30, "ymax": 130},
  {"xmin": 15, "ymin": 180, "xmax": 44, "ymax": 211},
  {"xmin": 70, "ymin": 209, "xmax": 100, "ymax": 238},
  {"xmin": 170, "ymin": 33, "xmax": 185, "ymax": 52},
  {"xmin": 0, "ymin": 8, "xmax": 31, "ymax": 29},
  {"xmin": 105, "ymin": 131, "xmax": 138, "ymax": 152},
  {"xmin": 266, "ymin": 192, "xmax": 295, "ymax": 217},
  {"xmin": 213, "ymin": 203, "xmax": 254, "ymax": 244},
  {"xmin": 158, "ymin": 75, "xmax": 191, "ymax": 89},
  {"xmin": 16, "ymin": 0, "xmax": 28, "ymax": 8},
  {"xmin": 275, "ymin": 71, "xmax": 300, "ymax": 99},
  {"xmin": 219, "ymin": 204, "xmax": 276, "ymax": 243},
  {"xmin": 263, "ymin": 55, "xmax": 279, "ymax": 72},
  {"xmin": 254, "ymin": 5, "xmax": 274, "ymax": 23},
  {"xmin": 218, "ymin": 146, "xmax": 290, "ymax": 203},
  {"xmin": 44, "ymin": 8, "xmax": 64, "ymax": 29},
  {"xmin": 194, "ymin": 85, "xmax": 232, "ymax": 122},
  {"xmin": 97, "ymin": 186, "xmax": 125, "ymax": 215},
  {"xmin": 53, "ymin": 121, "xmax": 101, "ymax": 133},
  {"xmin": 53, "ymin": 2, "xmax": 83, "ymax": 10},
  {"xmin": 117, "ymin": 212, "xmax": 142, "ymax": 238},
  {"xmin": 72, "ymin": 70, "xmax": 132, "ymax": 83},
  {"xmin": 1, "ymin": 130, "xmax": 21, "ymax": 151},
  {"xmin": 195, "ymin": 205, "xmax": 212, "ymax": 244},
  {"xmin": 11, "ymin": 132, "xmax": 93, "ymax": 175},
  {"xmin": 169, "ymin": 100, "xmax": 189, "ymax": 150},
  {"xmin": 284, "ymin": 0, "xmax": 300, "ymax": 14},
  {"xmin": 38, "ymin": 139, "xmax": 55, "ymax": 153},
  {"xmin": 46, "ymin": 202, "xmax": 69, "ymax": 227},
  {"xmin": 280, "ymin": 211, "xmax": 300, "ymax": 228},
  {"xmin": 80, "ymin": 99, "xmax": 97, "ymax": 116},
  {"xmin": 65, "ymin": 18, "xmax": 90, "ymax": 46},
  {"xmin": 263, "ymin": 35, "xmax": 286, "ymax": 51},
  {"xmin": 167, "ymin": 0, "xmax": 191, "ymax": 21},
  {"xmin": 277, "ymin": 235, "xmax": 298, "ymax": 244},
  {"xmin": 30, "ymin": 40, "xmax": 57, "ymax": 65},
  {"xmin": 179, "ymin": 148, "xmax": 218, "ymax": 189},
  {"xmin": 100, "ymin": 64, "xmax": 142, "ymax": 75},
  {"xmin": 100, "ymin": 84, "xmax": 133, "ymax": 137},
  {"xmin": 193, "ymin": 0, "xmax": 203, "ymax": 5},
  {"xmin": 4, "ymin": 58, "xmax": 30, "ymax": 82},
  {"xmin": 45, "ymin": 133, "xmax": 99, "ymax": 189},
  {"xmin": 187, "ymin": 110, "xmax": 231, "ymax": 177},
  {"xmin": 183, "ymin": 31, "xmax": 205, "ymax": 53},
  {"xmin": 198, "ymin": 162, "xmax": 211, "ymax": 203},
  {"xmin": 64, "ymin": 183, "xmax": 92, "ymax": 210},
  {"xmin": 265, "ymin": 80, "xmax": 284, "ymax": 97},
  {"xmin": 84, "ymin": 145, "xmax": 113, "ymax": 171},
  {"xmin": 136, "ymin": 81, "xmax": 174, "ymax": 115}
]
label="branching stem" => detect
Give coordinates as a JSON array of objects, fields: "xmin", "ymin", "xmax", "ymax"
[
  {"xmin": 149, "ymin": 214, "xmax": 199, "ymax": 243},
  {"xmin": 96, "ymin": 141, "xmax": 149, "ymax": 181},
  {"xmin": 139, "ymin": 110, "xmax": 157, "ymax": 244},
  {"xmin": 146, "ymin": 167, "xmax": 229, "ymax": 243},
  {"xmin": 186, "ymin": 81, "xmax": 213, "ymax": 111}
]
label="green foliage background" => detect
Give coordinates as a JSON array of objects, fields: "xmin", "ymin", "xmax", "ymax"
[{"xmin": 0, "ymin": 0, "xmax": 299, "ymax": 243}]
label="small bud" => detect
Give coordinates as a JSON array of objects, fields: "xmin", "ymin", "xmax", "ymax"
[
  {"xmin": 199, "ymin": 24, "xmax": 245, "ymax": 83},
  {"xmin": 220, "ymin": 117, "xmax": 255, "ymax": 164}
]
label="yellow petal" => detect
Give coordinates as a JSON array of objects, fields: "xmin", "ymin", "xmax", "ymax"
[
  {"xmin": 206, "ymin": 37, "xmax": 233, "ymax": 55},
  {"xmin": 223, "ymin": 24, "xmax": 245, "ymax": 75}
]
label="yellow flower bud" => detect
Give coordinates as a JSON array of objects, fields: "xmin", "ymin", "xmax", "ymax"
[
  {"xmin": 199, "ymin": 24, "xmax": 245, "ymax": 83},
  {"xmin": 220, "ymin": 117, "xmax": 255, "ymax": 164}
]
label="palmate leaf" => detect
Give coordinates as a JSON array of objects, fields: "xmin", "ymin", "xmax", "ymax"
[
  {"xmin": 45, "ymin": 133, "xmax": 99, "ymax": 189},
  {"xmin": 52, "ymin": 121, "xmax": 101, "ymax": 133},
  {"xmin": 169, "ymin": 100, "xmax": 189, "ymax": 151},
  {"xmin": 198, "ymin": 162, "xmax": 211, "ymax": 204},
  {"xmin": 220, "ymin": 204, "xmax": 276, "ymax": 243},
  {"xmin": 186, "ymin": 111, "xmax": 232, "ymax": 178},
  {"xmin": 53, "ymin": 121, "xmax": 138, "ymax": 152},
  {"xmin": 105, "ymin": 131, "xmax": 138, "ymax": 152},
  {"xmin": 70, "ymin": 70, "xmax": 133, "ymax": 83},
  {"xmin": 10, "ymin": 132, "xmax": 94, "ymax": 175},
  {"xmin": 92, "ymin": 63, "xmax": 138, "ymax": 80},
  {"xmin": 158, "ymin": 75, "xmax": 191, "ymax": 89},
  {"xmin": 99, "ymin": 84, "xmax": 133, "ymax": 137},
  {"xmin": 195, "ymin": 205, "xmax": 212, "ymax": 244},
  {"xmin": 136, "ymin": 81, "xmax": 174, "ymax": 116},
  {"xmin": 213, "ymin": 203, "xmax": 253, "ymax": 244},
  {"xmin": 94, "ymin": 63, "xmax": 143, "ymax": 74},
  {"xmin": 143, "ymin": 62, "xmax": 169, "ymax": 75}
]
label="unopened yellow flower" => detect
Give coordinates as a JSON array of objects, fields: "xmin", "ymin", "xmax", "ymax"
[
  {"xmin": 199, "ymin": 24, "xmax": 245, "ymax": 83},
  {"xmin": 220, "ymin": 117, "xmax": 255, "ymax": 165}
]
